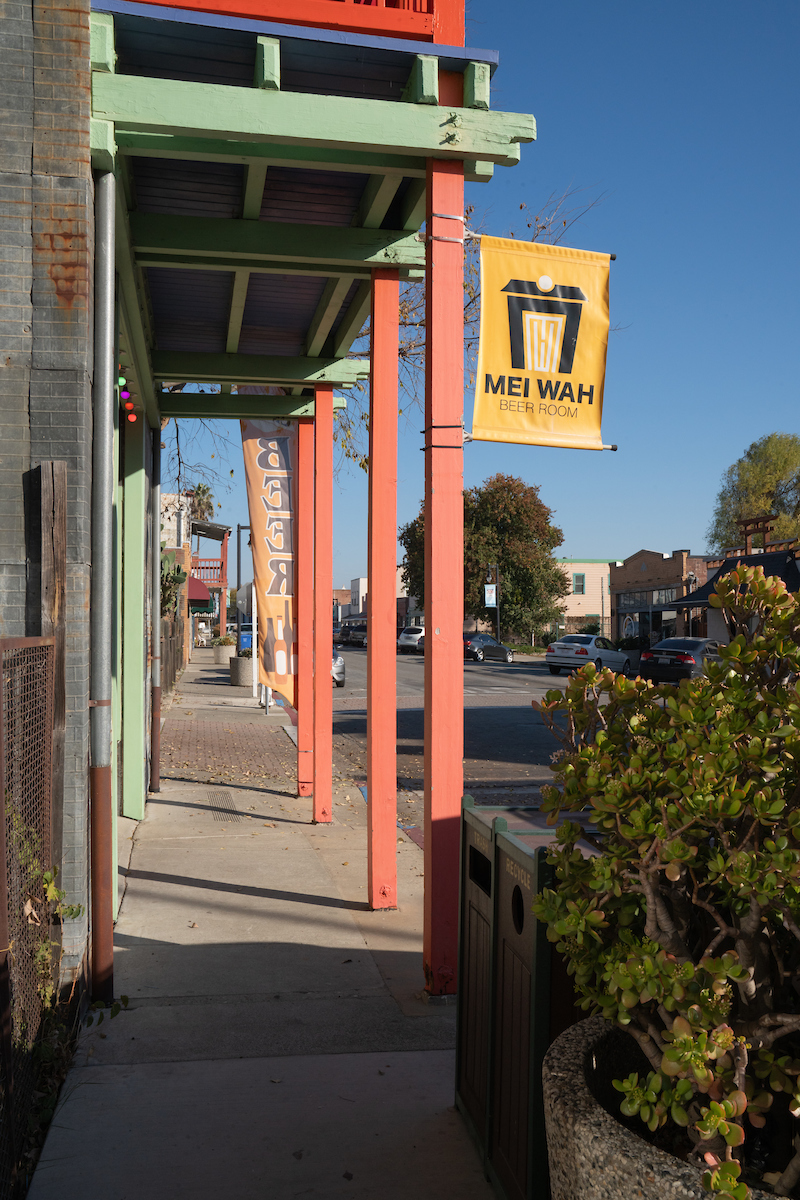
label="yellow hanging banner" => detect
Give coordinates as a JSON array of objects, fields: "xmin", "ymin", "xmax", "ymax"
[
  {"xmin": 240, "ymin": 418, "xmax": 297, "ymax": 705},
  {"xmin": 472, "ymin": 238, "xmax": 611, "ymax": 450}
]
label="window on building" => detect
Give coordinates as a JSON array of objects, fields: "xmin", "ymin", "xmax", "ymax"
[
  {"xmin": 617, "ymin": 590, "xmax": 650, "ymax": 610},
  {"xmin": 573, "ymin": 573, "xmax": 585, "ymax": 595},
  {"xmin": 655, "ymin": 587, "xmax": 677, "ymax": 605}
]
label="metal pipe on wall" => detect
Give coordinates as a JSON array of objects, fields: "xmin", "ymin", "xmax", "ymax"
[
  {"xmin": 150, "ymin": 437, "xmax": 161, "ymax": 793},
  {"xmin": 89, "ymin": 170, "xmax": 116, "ymax": 1003}
]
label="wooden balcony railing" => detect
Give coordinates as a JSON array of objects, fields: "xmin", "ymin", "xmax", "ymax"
[
  {"xmin": 193, "ymin": 559, "xmax": 225, "ymax": 586},
  {"xmin": 135, "ymin": 0, "xmax": 463, "ymax": 46}
]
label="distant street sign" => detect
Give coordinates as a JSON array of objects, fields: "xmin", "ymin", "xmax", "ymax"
[{"xmin": 484, "ymin": 584, "xmax": 497, "ymax": 607}]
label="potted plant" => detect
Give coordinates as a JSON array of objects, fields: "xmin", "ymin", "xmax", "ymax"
[
  {"xmin": 533, "ymin": 566, "xmax": 800, "ymax": 1199},
  {"xmin": 230, "ymin": 647, "xmax": 252, "ymax": 687},
  {"xmin": 211, "ymin": 635, "xmax": 236, "ymax": 664}
]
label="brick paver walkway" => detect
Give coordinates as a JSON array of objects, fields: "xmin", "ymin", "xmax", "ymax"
[{"xmin": 161, "ymin": 720, "xmax": 299, "ymax": 792}]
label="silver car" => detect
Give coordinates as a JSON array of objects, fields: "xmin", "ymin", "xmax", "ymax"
[
  {"xmin": 397, "ymin": 625, "xmax": 424, "ymax": 654},
  {"xmin": 546, "ymin": 634, "xmax": 630, "ymax": 677},
  {"xmin": 331, "ymin": 650, "xmax": 345, "ymax": 688}
]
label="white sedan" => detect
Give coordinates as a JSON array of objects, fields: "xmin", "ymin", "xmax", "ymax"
[{"xmin": 545, "ymin": 634, "xmax": 630, "ymax": 677}]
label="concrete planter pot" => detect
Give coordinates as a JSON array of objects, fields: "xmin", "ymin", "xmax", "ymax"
[
  {"xmin": 543, "ymin": 1017, "xmax": 779, "ymax": 1200},
  {"xmin": 213, "ymin": 644, "xmax": 236, "ymax": 664},
  {"xmin": 229, "ymin": 656, "xmax": 252, "ymax": 686}
]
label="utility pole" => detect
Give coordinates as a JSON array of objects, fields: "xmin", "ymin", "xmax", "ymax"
[
  {"xmin": 487, "ymin": 563, "xmax": 500, "ymax": 642},
  {"xmin": 237, "ymin": 523, "xmax": 249, "ymax": 651}
]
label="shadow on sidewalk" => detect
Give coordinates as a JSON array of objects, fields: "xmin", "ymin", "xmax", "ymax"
[{"xmin": 121, "ymin": 866, "xmax": 370, "ymax": 912}]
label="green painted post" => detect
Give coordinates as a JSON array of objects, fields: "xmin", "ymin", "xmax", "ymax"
[{"xmin": 121, "ymin": 414, "xmax": 148, "ymax": 821}]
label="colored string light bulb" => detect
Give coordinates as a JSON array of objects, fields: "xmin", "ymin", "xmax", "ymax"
[
  {"xmin": 120, "ymin": 389, "xmax": 131, "ymax": 399},
  {"xmin": 124, "ymin": 400, "xmax": 134, "ymax": 410},
  {"xmin": 118, "ymin": 375, "xmax": 127, "ymax": 387},
  {"xmin": 126, "ymin": 413, "xmax": 137, "ymax": 423}
]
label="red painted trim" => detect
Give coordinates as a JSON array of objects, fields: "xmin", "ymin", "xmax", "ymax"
[
  {"xmin": 433, "ymin": 0, "xmax": 463, "ymax": 48},
  {"xmin": 423, "ymin": 159, "xmax": 464, "ymax": 995},
  {"xmin": 296, "ymin": 419, "xmax": 314, "ymax": 799},
  {"xmin": 367, "ymin": 269, "xmax": 399, "ymax": 910},
  {"xmin": 131, "ymin": 0, "xmax": 435, "ymax": 40},
  {"xmin": 438, "ymin": 67, "xmax": 463, "ymax": 107},
  {"xmin": 220, "ymin": 530, "xmax": 229, "ymax": 593},
  {"xmin": 313, "ymin": 388, "xmax": 334, "ymax": 823},
  {"xmin": 90, "ymin": 764, "xmax": 114, "ymax": 1001}
]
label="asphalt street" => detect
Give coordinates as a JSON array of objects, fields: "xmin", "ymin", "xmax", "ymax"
[{"xmin": 331, "ymin": 646, "xmax": 568, "ymax": 795}]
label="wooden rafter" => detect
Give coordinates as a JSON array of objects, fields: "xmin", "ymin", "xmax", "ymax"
[{"xmin": 151, "ymin": 350, "xmax": 368, "ymax": 386}]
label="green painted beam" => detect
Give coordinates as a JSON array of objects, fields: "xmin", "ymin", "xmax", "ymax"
[
  {"xmin": 115, "ymin": 132, "xmax": 428, "ymax": 177},
  {"xmin": 93, "ymin": 73, "xmax": 535, "ymax": 166},
  {"xmin": 116, "ymin": 135, "xmax": 493, "ymax": 183},
  {"xmin": 129, "ymin": 213, "xmax": 425, "ymax": 269},
  {"xmin": 226, "ymin": 270, "xmax": 249, "ymax": 354},
  {"xmin": 90, "ymin": 118, "xmax": 116, "ymax": 171},
  {"xmin": 331, "ymin": 280, "xmax": 371, "ymax": 358},
  {"xmin": 400, "ymin": 178, "xmax": 426, "ymax": 230},
  {"xmin": 242, "ymin": 162, "xmax": 267, "ymax": 219},
  {"xmin": 90, "ymin": 13, "xmax": 115, "ymax": 73},
  {"xmin": 254, "ymin": 36, "xmax": 280, "ymax": 90},
  {"xmin": 355, "ymin": 174, "xmax": 401, "ymax": 230},
  {"xmin": 132, "ymin": 251, "xmax": 424, "ymax": 281},
  {"xmin": 121, "ymin": 415, "xmax": 148, "ymax": 821},
  {"xmin": 158, "ymin": 392, "xmax": 346, "ymax": 418},
  {"xmin": 152, "ymin": 351, "xmax": 369, "ymax": 386},
  {"xmin": 305, "ymin": 276, "xmax": 355, "ymax": 357},
  {"xmin": 464, "ymin": 62, "xmax": 491, "ymax": 110},
  {"xmin": 402, "ymin": 55, "xmax": 438, "ymax": 105}
]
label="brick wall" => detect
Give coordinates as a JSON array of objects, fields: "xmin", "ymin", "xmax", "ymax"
[
  {"xmin": 0, "ymin": 0, "xmax": 92, "ymax": 970},
  {"xmin": 610, "ymin": 550, "xmax": 709, "ymax": 641}
]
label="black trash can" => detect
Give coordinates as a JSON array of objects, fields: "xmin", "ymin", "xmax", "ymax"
[{"xmin": 456, "ymin": 799, "xmax": 591, "ymax": 1200}]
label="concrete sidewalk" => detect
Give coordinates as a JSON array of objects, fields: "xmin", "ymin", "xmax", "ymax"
[{"xmin": 29, "ymin": 657, "xmax": 491, "ymax": 1200}]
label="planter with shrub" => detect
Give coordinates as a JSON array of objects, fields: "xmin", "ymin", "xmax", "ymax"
[
  {"xmin": 533, "ymin": 566, "xmax": 800, "ymax": 1199},
  {"xmin": 230, "ymin": 650, "xmax": 252, "ymax": 687},
  {"xmin": 212, "ymin": 635, "xmax": 236, "ymax": 664}
]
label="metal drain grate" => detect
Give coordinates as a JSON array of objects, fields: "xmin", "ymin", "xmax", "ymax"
[{"xmin": 206, "ymin": 790, "xmax": 241, "ymax": 822}]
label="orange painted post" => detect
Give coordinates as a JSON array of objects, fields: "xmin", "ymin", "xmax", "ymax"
[
  {"xmin": 423, "ymin": 158, "xmax": 465, "ymax": 996},
  {"xmin": 313, "ymin": 386, "xmax": 334, "ymax": 823},
  {"xmin": 296, "ymin": 418, "xmax": 314, "ymax": 798},
  {"xmin": 367, "ymin": 268, "xmax": 400, "ymax": 910}
]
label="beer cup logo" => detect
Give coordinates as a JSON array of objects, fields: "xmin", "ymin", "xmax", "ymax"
[{"xmin": 502, "ymin": 277, "xmax": 587, "ymax": 374}]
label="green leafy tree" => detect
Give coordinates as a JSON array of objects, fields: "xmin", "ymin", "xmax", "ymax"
[
  {"xmin": 399, "ymin": 474, "xmax": 569, "ymax": 639},
  {"xmin": 707, "ymin": 433, "xmax": 800, "ymax": 552}
]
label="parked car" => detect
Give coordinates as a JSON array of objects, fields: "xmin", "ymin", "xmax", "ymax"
[
  {"xmin": 416, "ymin": 635, "xmax": 425, "ymax": 655},
  {"xmin": 331, "ymin": 649, "xmax": 345, "ymax": 688},
  {"xmin": 464, "ymin": 632, "xmax": 514, "ymax": 663},
  {"xmin": 397, "ymin": 626, "xmax": 425, "ymax": 654},
  {"xmin": 639, "ymin": 637, "xmax": 721, "ymax": 682},
  {"xmin": 545, "ymin": 634, "xmax": 629, "ymax": 676},
  {"xmin": 348, "ymin": 623, "xmax": 368, "ymax": 647}
]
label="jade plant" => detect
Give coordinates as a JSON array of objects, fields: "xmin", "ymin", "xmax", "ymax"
[{"xmin": 533, "ymin": 566, "xmax": 800, "ymax": 1198}]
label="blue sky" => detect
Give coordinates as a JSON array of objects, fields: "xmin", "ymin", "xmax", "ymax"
[{"xmin": 167, "ymin": 1, "xmax": 800, "ymax": 587}]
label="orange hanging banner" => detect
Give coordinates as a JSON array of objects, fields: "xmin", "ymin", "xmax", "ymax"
[
  {"xmin": 472, "ymin": 238, "xmax": 611, "ymax": 450},
  {"xmin": 240, "ymin": 418, "xmax": 297, "ymax": 705}
]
